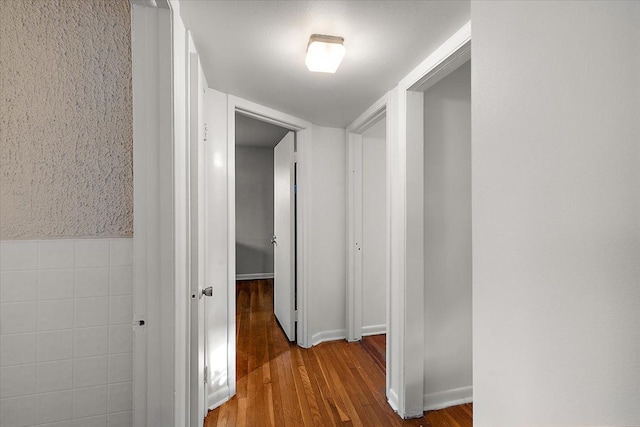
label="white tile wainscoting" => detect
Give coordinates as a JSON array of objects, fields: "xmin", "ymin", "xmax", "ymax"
[{"xmin": 0, "ymin": 238, "xmax": 133, "ymax": 427}]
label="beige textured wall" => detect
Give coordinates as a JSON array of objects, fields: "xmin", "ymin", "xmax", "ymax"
[{"xmin": 0, "ymin": 0, "xmax": 133, "ymax": 239}]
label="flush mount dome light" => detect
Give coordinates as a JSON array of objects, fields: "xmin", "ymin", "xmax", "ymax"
[{"xmin": 305, "ymin": 34, "xmax": 346, "ymax": 73}]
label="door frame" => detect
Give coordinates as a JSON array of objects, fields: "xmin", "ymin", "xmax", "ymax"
[
  {"xmin": 345, "ymin": 94, "xmax": 391, "ymax": 397},
  {"xmin": 132, "ymin": 1, "xmax": 206, "ymax": 425},
  {"xmin": 131, "ymin": 2, "xmax": 174, "ymax": 427},
  {"xmin": 387, "ymin": 21, "xmax": 471, "ymax": 418},
  {"xmin": 345, "ymin": 94, "xmax": 389, "ymax": 344},
  {"xmin": 225, "ymin": 96, "xmax": 313, "ymax": 396},
  {"xmin": 188, "ymin": 45, "xmax": 208, "ymax": 426}
]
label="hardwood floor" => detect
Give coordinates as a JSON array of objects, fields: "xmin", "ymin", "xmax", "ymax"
[{"xmin": 204, "ymin": 279, "xmax": 472, "ymax": 427}]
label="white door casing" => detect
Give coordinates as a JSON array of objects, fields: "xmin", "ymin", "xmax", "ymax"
[
  {"xmin": 346, "ymin": 94, "xmax": 389, "ymax": 344},
  {"xmin": 273, "ymin": 132, "xmax": 296, "ymax": 341},
  {"xmin": 131, "ymin": 2, "xmax": 172, "ymax": 426},
  {"xmin": 227, "ymin": 96, "xmax": 313, "ymax": 349},
  {"xmin": 389, "ymin": 21, "xmax": 471, "ymax": 418},
  {"xmin": 346, "ymin": 94, "xmax": 392, "ymax": 401},
  {"xmin": 188, "ymin": 46, "xmax": 208, "ymax": 426}
]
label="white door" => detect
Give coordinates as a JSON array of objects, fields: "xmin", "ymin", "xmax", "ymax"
[
  {"xmin": 202, "ymin": 88, "xmax": 233, "ymax": 410},
  {"xmin": 189, "ymin": 51, "xmax": 208, "ymax": 426},
  {"xmin": 273, "ymin": 132, "xmax": 296, "ymax": 341}
]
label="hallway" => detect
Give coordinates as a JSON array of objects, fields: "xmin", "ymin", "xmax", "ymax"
[{"xmin": 204, "ymin": 279, "xmax": 472, "ymax": 427}]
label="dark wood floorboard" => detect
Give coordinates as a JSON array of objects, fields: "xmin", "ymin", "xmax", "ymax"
[{"xmin": 204, "ymin": 279, "xmax": 472, "ymax": 427}]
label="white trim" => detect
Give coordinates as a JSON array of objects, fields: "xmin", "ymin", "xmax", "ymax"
[
  {"xmin": 207, "ymin": 385, "xmax": 231, "ymax": 411},
  {"xmin": 388, "ymin": 21, "xmax": 472, "ymax": 419},
  {"xmin": 361, "ymin": 324, "xmax": 386, "ymax": 336},
  {"xmin": 187, "ymin": 43, "xmax": 208, "ymax": 427},
  {"xmin": 236, "ymin": 273, "xmax": 274, "ymax": 281},
  {"xmin": 131, "ymin": 4, "xmax": 172, "ymax": 427},
  {"xmin": 345, "ymin": 131, "xmax": 363, "ymax": 343},
  {"xmin": 296, "ymin": 126, "xmax": 313, "ymax": 349},
  {"xmin": 423, "ymin": 387, "xmax": 473, "ymax": 412},
  {"xmin": 345, "ymin": 92, "xmax": 390, "ymax": 344},
  {"xmin": 171, "ymin": 4, "xmax": 191, "ymax": 425},
  {"xmin": 311, "ymin": 329, "xmax": 347, "ymax": 346},
  {"xmin": 388, "ymin": 389, "xmax": 400, "ymax": 413},
  {"xmin": 227, "ymin": 95, "xmax": 312, "ymax": 353},
  {"xmin": 232, "ymin": 95, "xmax": 311, "ymax": 131},
  {"xmin": 398, "ymin": 22, "xmax": 472, "ymax": 91},
  {"xmin": 131, "ymin": 0, "xmax": 169, "ymax": 8},
  {"xmin": 345, "ymin": 93, "xmax": 392, "ymax": 406},
  {"xmin": 226, "ymin": 97, "xmax": 237, "ymax": 399},
  {"xmin": 347, "ymin": 93, "xmax": 388, "ymax": 134}
]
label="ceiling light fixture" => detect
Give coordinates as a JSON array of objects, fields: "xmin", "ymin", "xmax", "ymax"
[{"xmin": 305, "ymin": 34, "xmax": 346, "ymax": 73}]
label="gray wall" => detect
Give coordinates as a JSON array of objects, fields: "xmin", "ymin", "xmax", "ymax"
[
  {"xmin": 472, "ymin": 1, "xmax": 640, "ymax": 425},
  {"xmin": 235, "ymin": 147, "xmax": 274, "ymax": 275},
  {"xmin": 423, "ymin": 61, "xmax": 472, "ymax": 401},
  {"xmin": 0, "ymin": 0, "xmax": 133, "ymax": 239}
]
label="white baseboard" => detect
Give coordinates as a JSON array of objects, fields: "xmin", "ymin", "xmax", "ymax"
[
  {"xmin": 388, "ymin": 388, "xmax": 400, "ymax": 413},
  {"xmin": 311, "ymin": 329, "xmax": 346, "ymax": 346},
  {"xmin": 423, "ymin": 386, "xmax": 473, "ymax": 411},
  {"xmin": 236, "ymin": 273, "xmax": 273, "ymax": 281},
  {"xmin": 208, "ymin": 384, "xmax": 231, "ymax": 410},
  {"xmin": 361, "ymin": 324, "xmax": 386, "ymax": 336}
]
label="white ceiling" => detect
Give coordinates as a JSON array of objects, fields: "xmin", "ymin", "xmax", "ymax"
[
  {"xmin": 235, "ymin": 112, "xmax": 290, "ymax": 148},
  {"xmin": 179, "ymin": 1, "xmax": 470, "ymax": 128}
]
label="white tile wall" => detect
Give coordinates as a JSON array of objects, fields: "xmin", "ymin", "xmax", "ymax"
[{"xmin": 0, "ymin": 238, "xmax": 133, "ymax": 427}]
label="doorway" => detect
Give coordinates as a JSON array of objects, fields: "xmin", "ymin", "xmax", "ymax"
[
  {"xmin": 234, "ymin": 112, "xmax": 297, "ymax": 341},
  {"xmin": 235, "ymin": 113, "xmax": 287, "ymax": 282},
  {"xmin": 360, "ymin": 116, "xmax": 387, "ymax": 340},
  {"xmin": 345, "ymin": 95, "xmax": 391, "ymax": 404},
  {"xmin": 418, "ymin": 59, "xmax": 472, "ymax": 410}
]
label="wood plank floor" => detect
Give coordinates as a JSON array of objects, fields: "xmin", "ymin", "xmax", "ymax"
[{"xmin": 204, "ymin": 279, "xmax": 472, "ymax": 427}]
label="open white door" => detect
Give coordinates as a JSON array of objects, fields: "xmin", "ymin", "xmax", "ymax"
[
  {"xmin": 273, "ymin": 132, "xmax": 296, "ymax": 341},
  {"xmin": 188, "ymin": 49, "xmax": 208, "ymax": 426},
  {"xmin": 203, "ymin": 88, "xmax": 234, "ymax": 410}
]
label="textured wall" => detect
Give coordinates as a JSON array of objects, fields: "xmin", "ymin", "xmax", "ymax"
[{"xmin": 0, "ymin": 0, "xmax": 133, "ymax": 239}]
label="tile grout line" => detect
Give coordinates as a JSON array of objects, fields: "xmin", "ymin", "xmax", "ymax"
[
  {"xmin": 107, "ymin": 238, "xmax": 112, "ymax": 418},
  {"xmin": 71, "ymin": 239, "xmax": 77, "ymax": 422},
  {"xmin": 34, "ymin": 240, "xmax": 40, "ymax": 419}
]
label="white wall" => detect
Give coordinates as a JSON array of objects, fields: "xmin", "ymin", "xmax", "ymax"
[
  {"xmin": 0, "ymin": 238, "xmax": 133, "ymax": 427},
  {"xmin": 309, "ymin": 126, "xmax": 347, "ymax": 343},
  {"xmin": 422, "ymin": 61, "xmax": 472, "ymax": 409},
  {"xmin": 361, "ymin": 120, "xmax": 387, "ymax": 334},
  {"xmin": 472, "ymin": 2, "xmax": 640, "ymax": 425},
  {"xmin": 235, "ymin": 147, "xmax": 274, "ymax": 276}
]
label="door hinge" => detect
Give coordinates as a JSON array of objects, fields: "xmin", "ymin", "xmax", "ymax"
[
  {"xmin": 204, "ymin": 366, "xmax": 209, "ymax": 384},
  {"xmin": 294, "ymin": 310, "xmax": 298, "ymax": 321}
]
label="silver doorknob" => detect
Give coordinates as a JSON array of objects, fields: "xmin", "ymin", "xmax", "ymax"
[
  {"xmin": 201, "ymin": 286, "xmax": 213, "ymax": 298},
  {"xmin": 270, "ymin": 235, "xmax": 277, "ymax": 245}
]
